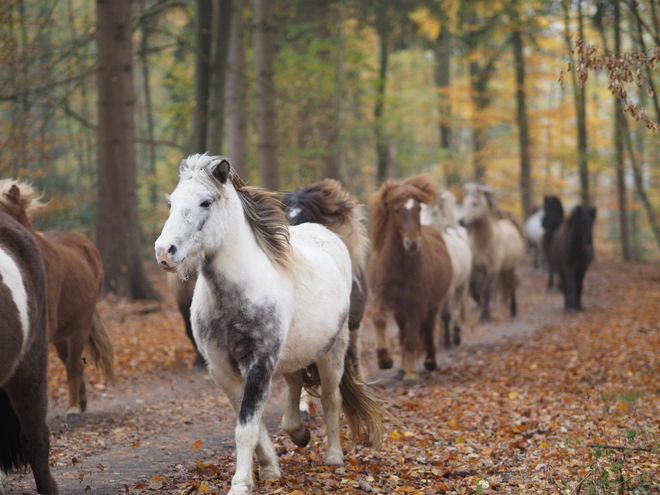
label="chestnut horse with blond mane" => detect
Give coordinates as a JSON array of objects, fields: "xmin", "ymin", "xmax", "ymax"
[
  {"xmin": 0, "ymin": 180, "xmax": 115, "ymax": 423},
  {"xmin": 367, "ymin": 175, "xmax": 453, "ymax": 385}
]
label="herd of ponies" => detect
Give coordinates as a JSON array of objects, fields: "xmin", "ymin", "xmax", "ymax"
[{"xmin": 0, "ymin": 154, "xmax": 597, "ymax": 495}]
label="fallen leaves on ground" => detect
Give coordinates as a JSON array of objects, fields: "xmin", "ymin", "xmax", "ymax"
[{"xmin": 42, "ymin": 261, "xmax": 660, "ymax": 494}]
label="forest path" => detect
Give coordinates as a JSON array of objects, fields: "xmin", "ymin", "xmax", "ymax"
[{"xmin": 6, "ymin": 258, "xmax": 584, "ymax": 495}]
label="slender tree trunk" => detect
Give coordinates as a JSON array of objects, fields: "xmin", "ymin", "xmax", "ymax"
[
  {"xmin": 190, "ymin": 0, "xmax": 213, "ymax": 154},
  {"xmin": 253, "ymin": 0, "xmax": 279, "ymax": 190},
  {"xmin": 225, "ymin": 0, "xmax": 248, "ymax": 178},
  {"xmin": 207, "ymin": 0, "xmax": 232, "ymax": 155},
  {"xmin": 563, "ymin": 0, "xmax": 590, "ymax": 204},
  {"xmin": 435, "ymin": 22, "xmax": 457, "ymax": 187},
  {"xmin": 470, "ymin": 60, "xmax": 493, "ymax": 183},
  {"xmin": 96, "ymin": 0, "xmax": 159, "ymax": 300},
  {"xmin": 613, "ymin": 1, "xmax": 632, "ymax": 260},
  {"xmin": 138, "ymin": 0, "xmax": 157, "ymax": 207},
  {"xmin": 374, "ymin": 3, "xmax": 390, "ymax": 184},
  {"xmin": 510, "ymin": 1, "xmax": 532, "ymax": 218}
]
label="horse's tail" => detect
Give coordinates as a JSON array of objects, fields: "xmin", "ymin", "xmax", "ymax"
[
  {"xmin": 88, "ymin": 310, "xmax": 116, "ymax": 383},
  {"xmin": 0, "ymin": 388, "xmax": 26, "ymax": 471},
  {"xmin": 338, "ymin": 360, "xmax": 390, "ymax": 450}
]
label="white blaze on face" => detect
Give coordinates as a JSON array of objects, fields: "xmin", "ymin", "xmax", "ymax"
[
  {"xmin": 0, "ymin": 246, "xmax": 30, "ymax": 348},
  {"xmin": 404, "ymin": 198, "xmax": 416, "ymax": 211},
  {"xmin": 288, "ymin": 207, "xmax": 302, "ymax": 220}
]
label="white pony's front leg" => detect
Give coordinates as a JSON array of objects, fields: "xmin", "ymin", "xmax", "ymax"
[{"xmin": 207, "ymin": 360, "xmax": 279, "ymax": 495}]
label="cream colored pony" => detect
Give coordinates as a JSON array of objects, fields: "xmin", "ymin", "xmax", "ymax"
[{"xmin": 460, "ymin": 183, "xmax": 524, "ymax": 323}]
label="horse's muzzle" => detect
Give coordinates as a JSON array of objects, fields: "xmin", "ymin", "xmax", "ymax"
[
  {"xmin": 155, "ymin": 244, "xmax": 181, "ymax": 272},
  {"xmin": 403, "ymin": 238, "xmax": 421, "ymax": 255}
]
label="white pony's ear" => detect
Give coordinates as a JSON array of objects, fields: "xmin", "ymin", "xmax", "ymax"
[
  {"xmin": 179, "ymin": 159, "xmax": 189, "ymax": 175},
  {"xmin": 211, "ymin": 158, "xmax": 231, "ymax": 184}
]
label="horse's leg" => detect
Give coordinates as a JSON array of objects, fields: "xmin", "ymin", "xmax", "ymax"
[
  {"xmin": 282, "ymin": 371, "xmax": 311, "ymax": 447},
  {"xmin": 59, "ymin": 333, "xmax": 85, "ymax": 423},
  {"xmin": 422, "ymin": 308, "xmax": 439, "ymax": 372},
  {"xmin": 346, "ymin": 327, "xmax": 362, "ymax": 378},
  {"xmin": 179, "ymin": 301, "xmax": 206, "ymax": 372},
  {"xmin": 398, "ymin": 312, "xmax": 421, "ymax": 385},
  {"xmin": 479, "ymin": 272, "xmax": 495, "ymax": 323},
  {"xmin": 505, "ymin": 269, "xmax": 517, "ymax": 317},
  {"xmin": 5, "ymin": 367, "xmax": 58, "ymax": 494},
  {"xmin": 576, "ymin": 269, "xmax": 585, "ymax": 311},
  {"xmin": 440, "ymin": 303, "xmax": 451, "ymax": 350},
  {"xmin": 315, "ymin": 335, "xmax": 347, "ymax": 466},
  {"xmin": 209, "ymin": 362, "xmax": 279, "ymax": 493},
  {"xmin": 373, "ymin": 305, "xmax": 392, "ymax": 370},
  {"xmin": 564, "ymin": 268, "xmax": 578, "ymax": 312}
]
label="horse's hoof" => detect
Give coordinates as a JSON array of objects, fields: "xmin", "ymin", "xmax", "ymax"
[
  {"xmin": 395, "ymin": 370, "xmax": 405, "ymax": 381},
  {"xmin": 378, "ymin": 358, "xmax": 394, "ymax": 370},
  {"xmin": 453, "ymin": 336, "xmax": 461, "ymax": 347},
  {"xmin": 258, "ymin": 464, "xmax": 281, "ymax": 481},
  {"xmin": 479, "ymin": 316, "xmax": 490, "ymax": 323},
  {"xmin": 423, "ymin": 359, "xmax": 437, "ymax": 371},
  {"xmin": 289, "ymin": 426, "xmax": 310, "ymax": 447},
  {"xmin": 66, "ymin": 412, "xmax": 82, "ymax": 424},
  {"xmin": 403, "ymin": 378, "xmax": 418, "ymax": 387}
]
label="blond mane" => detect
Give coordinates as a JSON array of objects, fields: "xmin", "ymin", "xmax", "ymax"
[{"xmin": 0, "ymin": 179, "xmax": 46, "ymax": 223}]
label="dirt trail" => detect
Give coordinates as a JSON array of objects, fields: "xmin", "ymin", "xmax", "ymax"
[{"xmin": 6, "ymin": 260, "xmax": 576, "ymax": 495}]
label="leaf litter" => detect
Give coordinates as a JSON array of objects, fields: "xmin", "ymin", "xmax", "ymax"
[{"xmin": 6, "ymin": 261, "xmax": 660, "ymax": 494}]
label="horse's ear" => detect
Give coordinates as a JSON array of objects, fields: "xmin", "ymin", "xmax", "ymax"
[
  {"xmin": 6, "ymin": 184, "xmax": 21, "ymax": 205},
  {"xmin": 179, "ymin": 159, "xmax": 189, "ymax": 175},
  {"xmin": 483, "ymin": 189, "xmax": 497, "ymax": 209},
  {"xmin": 211, "ymin": 158, "xmax": 231, "ymax": 184}
]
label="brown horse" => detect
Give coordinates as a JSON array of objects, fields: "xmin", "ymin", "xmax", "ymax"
[
  {"xmin": 0, "ymin": 180, "xmax": 115, "ymax": 423},
  {"xmin": 282, "ymin": 179, "xmax": 369, "ymax": 377},
  {"xmin": 367, "ymin": 175, "xmax": 453, "ymax": 385},
  {"xmin": 0, "ymin": 211, "xmax": 58, "ymax": 494}
]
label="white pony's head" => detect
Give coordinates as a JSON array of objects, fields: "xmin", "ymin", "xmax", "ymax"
[{"xmin": 155, "ymin": 154, "xmax": 236, "ymax": 279}]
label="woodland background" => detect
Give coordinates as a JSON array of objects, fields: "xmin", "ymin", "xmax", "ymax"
[{"xmin": 1, "ymin": 0, "xmax": 660, "ymax": 299}]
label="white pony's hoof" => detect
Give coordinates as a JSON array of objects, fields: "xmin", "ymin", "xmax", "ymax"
[
  {"xmin": 325, "ymin": 451, "xmax": 344, "ymax": 466},
  {"xmin": 0, "ymin": 468, "xmax": 7, "ymax": 495},
  {"xmin": 228, "ymin": 483, "xmax": 252, "ymax": 495},
  {"xmin": 259, "ymin": 464, "xmax": 281, "ymax": 481}
]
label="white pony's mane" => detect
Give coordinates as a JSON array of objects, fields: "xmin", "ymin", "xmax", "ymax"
[{"xmin": 181, "ymin": 154, "xmax": 293, "ymax": 274}]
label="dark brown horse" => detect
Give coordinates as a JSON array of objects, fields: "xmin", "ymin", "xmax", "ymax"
[
  {"xmin": 166, "ymin": 272, "xmax": 205, "ymax": 372},
  {"xmin": 367, "ymin": 175, "xmax": 453, "ymax": 385},
  {"xmin": 282, "ymin": 179, "xmax": 369, "ymax": 377},
  {"xmin": 549, "ymin": 204, "xmax": 596, "ymax": 312},
  {"xmin": 0, "ymin": 211, "xmax": 58, "ymax": 494},
  {"xmin": 0, "ymin": 180, "xmax": 115, "ymax": 423}
]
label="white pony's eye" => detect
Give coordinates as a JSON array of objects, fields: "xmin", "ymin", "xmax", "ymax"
[{"xmin": 200, "ymin": 199, "xmax": 212, "ymax": 208}]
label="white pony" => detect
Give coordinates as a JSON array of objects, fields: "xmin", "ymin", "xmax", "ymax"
[
  {"xmin": 155, "ymin": 155, "xmax": 384, "ymax": 495},
  {"xmin": 460, "ymin": 183, "xmax": 524, "ymax": 323},
  {"xmin": 420, "ymin": 191, "xmax": 472, "ymax": 348},
  {"xmin": 523, "ymin": 207, "xmax": 545, "ymax": 269}
]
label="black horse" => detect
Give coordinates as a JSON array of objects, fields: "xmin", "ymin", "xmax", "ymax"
[
  {"xmin": 542, "ymin": 195, "xmax": 564, "ymax": 290},
  {"xmin": 548, "ymin": 204, "xmax": 597, "ymax": 312}
]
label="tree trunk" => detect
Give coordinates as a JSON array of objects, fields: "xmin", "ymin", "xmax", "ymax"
[
  {"xmin": 138, "ymin": 0, "xmax": 157, "ymax": 207},
  {"xmin": 435, "ymin": 22, "xmax": 457, "ymax": 187},
  {"xmin": 253, "ymin": 0, "xmax": 279, "ymax": 190},
  {"xmin": 612, "ymin": 1, "xmax": 632, "ymax": 260},
  {"xmin": 562, "ymin": 0, "xmax": 590, "ymax": 204},
  {"xmin": 225, "ymin": 0, "xmax": 248, "ymax": 178},
  {"xmin": 206, "ymin": 0, "xmax": 232, "ymax": 155},
  {"xmin": 470, "ymin": 60, "xmax": 495, "ymax": 183},
  {"xmin": 374, "ymin": 4, "xmax": 390, "ymax": 184},
  {"xmin": 190, "ymin": 0, "xmax": 213, "ymax": 154},
  {"xmin": 510, "ymin": 2, "xmax": 533, "ymax": 219},
  {"xmin": 96, "ymin": 0, "xmax": 159, "ymax": 300}
]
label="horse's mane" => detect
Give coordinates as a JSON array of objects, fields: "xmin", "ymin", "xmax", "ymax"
[
  {"xmin": 370, "ymin": 174, "xmax": 438, "ymax": 253},
  {"xmin": 283, "ymin": 179, "xmax": 369, "ymax": 273},
  {"xmin": 182, "ymin": 154, "xmax": 292, "ymax": 273},
  {"xmin": 542, "ymin": 195, "xmax": 564, "ymax": 231},
  {"xmin": 0, "ymin": 179, "xmax": 45, "ymax": 222}
]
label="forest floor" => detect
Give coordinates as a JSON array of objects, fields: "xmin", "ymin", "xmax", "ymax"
[{"xmin": 5, "ymin": 257, "xmax": 660, "ymax": 495}]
